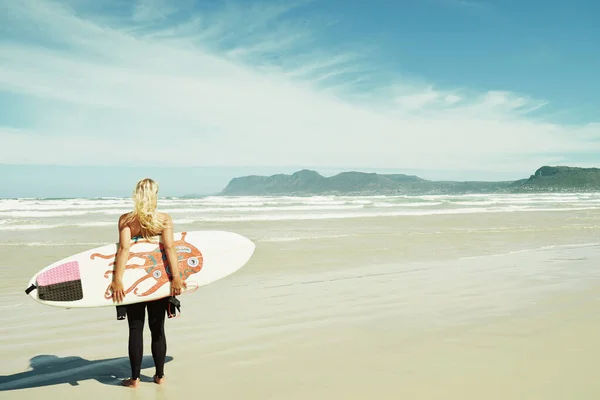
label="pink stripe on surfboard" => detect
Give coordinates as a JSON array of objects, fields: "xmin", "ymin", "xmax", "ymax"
[{"xmin": 37, "ymin": 261, "xmax": 81, "ymax": 286}]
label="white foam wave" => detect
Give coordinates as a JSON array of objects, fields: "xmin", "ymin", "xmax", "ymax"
[
  {"xmin": 372, "ymin": 201, "xmax": 443, "ymax": 208},
  {"xmin": 172, "ymin": 218, "xmax": 196, "ymax": 224},
  {"xmin": 2, "ymin": 194, "xmax": 600, "ymax": 230},
  {"xmin": 451, "ymin": 201, "xmax": 497, "ymax": 206},
  {"xmin": 3, "ymin": 192, "xmax": 600, "ymax": 210},
  {"xmin": 0, "ymin": 224, "xmax": 59, "ymax": 231},
  {"xmin": 456, "ymin": 198, "xmax": 592, "ymax": 205},
  {"xmin": 162, "ymin": 205, "xmax": 366, "ymax": 213},
  {"xmin": 131, "ymin": 205, "xmax": 600, "ymax": 223},
  {"xmin": 0, "ymin": 221, "xmax": 113, "ymax": 231},
  {"xmin": 82, "ymin": 222, "xmax": 114, "ymax": 227},
  {"xmin": 0, "ymin": 203, "xmax": 435, "ymax": 218},
  {"xmin": 1, "ymin": 205, "xmax": 598, "ymax": 230},
  {"xmin": 0, "ymin": 210, "xmax": 94, "ymax": 217},
  {"xmin": 0, "ymin": 199, "xmax": 130, "ymax": 211},
  {"xmin": 0, "ymin": 241, "xmax": 108, "ymax": 247}
]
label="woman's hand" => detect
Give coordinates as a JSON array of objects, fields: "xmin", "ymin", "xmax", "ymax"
[
  {"xmin": 107, "ymin": 279, "xmax": 125, "ymax": 303},
  {"xmin": 171, "ymin": 276, "xmax": 187, "ymax": 297},
  {"xmin": 110, "ymin": 215, "xmax": 131, "ymax": 304}
]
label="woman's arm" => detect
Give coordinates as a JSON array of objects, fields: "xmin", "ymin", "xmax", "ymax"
[
  {"xmin": 162, "ymin": 214, "xmax": 186, "ymax": 296},
  {"xmin": 109, "ymin": 214, "xmax": 131, "ymax": 303}
]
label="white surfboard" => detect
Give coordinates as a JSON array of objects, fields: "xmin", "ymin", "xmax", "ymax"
[{"xmin": 24, "ymin": 231, "xmax": 255, "ymax": 308}]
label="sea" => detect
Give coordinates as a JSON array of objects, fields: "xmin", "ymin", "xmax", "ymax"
[{"xmin": 2, "ymin": 192, "xmax": 600, "ymax": 232}]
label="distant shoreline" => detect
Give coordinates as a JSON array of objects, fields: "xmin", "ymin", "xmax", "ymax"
[
  {"xmin": 218, "ymin": 165, "xmax": 600, "ymax": 196},
  {"xmin": 3, "ymin": 165, "xmax": 600, "ymax": 199}
]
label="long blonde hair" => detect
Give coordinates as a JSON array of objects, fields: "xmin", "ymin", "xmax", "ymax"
[{"xmin": 124, "ymin": 178, "xmax": 165, "ymax": 239}]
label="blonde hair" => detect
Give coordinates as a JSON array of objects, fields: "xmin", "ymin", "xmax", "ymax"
[{"xmin": 124, "ymin": 178, "xmax": 165, "ymax": 239}]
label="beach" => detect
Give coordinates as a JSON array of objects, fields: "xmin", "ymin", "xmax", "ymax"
[{"xmin": 2, "ymin": 193, "xmax": 600, "ymax": 399}]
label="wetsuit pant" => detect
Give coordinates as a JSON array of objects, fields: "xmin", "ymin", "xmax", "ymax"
[{"xmin": 125, "ymin": 297, "xmax": 168, "ymax": 380}]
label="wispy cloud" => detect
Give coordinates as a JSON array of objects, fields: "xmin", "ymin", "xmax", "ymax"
[{"xmin": 0, "ymin": 0, "xmax": 598, "ymax": 175}]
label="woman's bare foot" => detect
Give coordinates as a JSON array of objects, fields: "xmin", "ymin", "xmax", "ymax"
[
  {"xmin": 153, "ymin": 375, "xmax": 166, "ymax": 385},
  {"xmin": 121, "ymin": 378, "xmax": 139, "ymax": 388}
]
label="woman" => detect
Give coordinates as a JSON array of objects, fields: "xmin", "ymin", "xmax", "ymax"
[{"xmin": 106, "ymin": 178, "xmax": 186, "ymax": 388}]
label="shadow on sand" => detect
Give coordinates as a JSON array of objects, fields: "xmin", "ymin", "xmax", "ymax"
[{"xmin": 0, "ymin": 354, "xmax": 173, "ymax": 391}]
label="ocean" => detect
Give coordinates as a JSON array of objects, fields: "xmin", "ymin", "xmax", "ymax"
[
  {"xmin": 2, "ymin": 192, "xmax": 600, "ymax": 230},
  {"xmin": 2, "ymin": 192, "xmax": 600, "ymax": 398}
]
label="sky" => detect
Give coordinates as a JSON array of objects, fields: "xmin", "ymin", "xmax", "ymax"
[{"xmin": 1, "ymin": 0, "xmax": 600, "ymax": 197}]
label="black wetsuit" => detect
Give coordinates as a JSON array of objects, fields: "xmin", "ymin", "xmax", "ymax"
[{"xmin": 125, "ymin": 297, "xmax": 169, "ymax": 380}]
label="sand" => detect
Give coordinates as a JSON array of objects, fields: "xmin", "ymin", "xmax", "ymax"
[{"xmin": 2, "ymin": 209, "xmax": 600, "ymax": 399}]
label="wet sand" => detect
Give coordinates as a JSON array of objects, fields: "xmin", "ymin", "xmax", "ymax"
[{"xmin": 2, "ymin": 210, "xmax": 600, "ymax": 399}]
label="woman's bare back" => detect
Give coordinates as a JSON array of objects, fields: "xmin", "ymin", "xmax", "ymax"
[{"xmin": 120, "ymin": 211, "xmax": 170, "ymax": 238}]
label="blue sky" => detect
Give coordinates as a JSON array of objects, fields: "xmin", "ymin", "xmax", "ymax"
[{"xmin": 1, "ymin": 0, "xmax": 600, "ymax": 197}]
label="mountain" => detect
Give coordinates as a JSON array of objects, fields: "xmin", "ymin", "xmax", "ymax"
[
  {"xmin": 519, "ymin": 166, "xmax": 600, "ymax": 190},
  {"xmin": 218, "ymin": 166, "xmax": 600, "ymax": 196}
]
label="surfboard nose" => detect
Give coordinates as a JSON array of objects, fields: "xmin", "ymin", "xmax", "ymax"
[
  {"xmin": 232, "ymin": 231, "xmax": 256, "ymax": 259},
  {"xmin": 183, "ymin": 230, "xmax": 256, "ymax": 285},
  {"xmin": 206, "ymin": 230, "xmax": 256, "ymax": 264}
]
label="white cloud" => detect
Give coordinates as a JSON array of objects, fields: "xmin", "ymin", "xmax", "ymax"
[{"xmin": 0, "ymin": 0, "xmax": 599, "ymax": 176}]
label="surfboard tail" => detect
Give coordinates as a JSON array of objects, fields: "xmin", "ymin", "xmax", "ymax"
[{"xmin": 26, "ymin": 261, "xmax": 84, "ymax": 302}]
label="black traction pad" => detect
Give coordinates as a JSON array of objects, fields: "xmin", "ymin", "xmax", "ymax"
[{"xmin": 38, "ymin": 280, "xmax": 84, "ymax": 302}]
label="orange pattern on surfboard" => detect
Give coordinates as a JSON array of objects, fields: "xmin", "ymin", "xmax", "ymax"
[{"xmin": 90, "ymin": 232, "xmax": 203, "ymax": 299}]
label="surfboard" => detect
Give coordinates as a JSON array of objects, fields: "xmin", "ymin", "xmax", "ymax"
[{"xmin": 24, "ymin": 230, "xmax": 255, "ymax": 309}]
